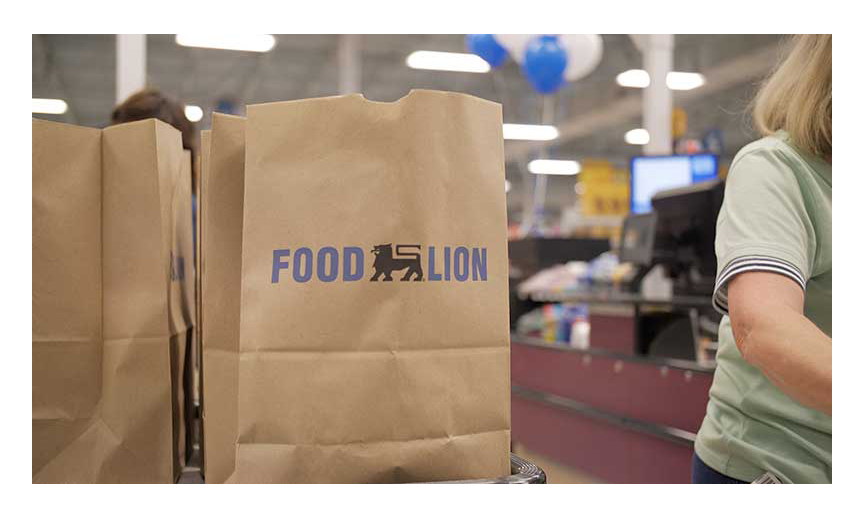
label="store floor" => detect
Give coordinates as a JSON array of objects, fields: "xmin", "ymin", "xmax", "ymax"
[{"xmin": 512, "ymin": 444, "xmax": 600, "ymax": 484}]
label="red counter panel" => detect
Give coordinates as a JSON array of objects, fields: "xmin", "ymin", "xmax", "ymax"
[
  {"xmin": 512, "ymin": 395, "xmax": 694, "ymax": 483},
  {"xmin": 511, "ymin": 342, "xmax": 713, "ymax": 432},
  {"xmin": 511, "ymin": 339, "xmax": 715, "ymax": 483}
]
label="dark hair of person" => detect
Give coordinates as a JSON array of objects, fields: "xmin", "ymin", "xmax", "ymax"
[{"xmin": 111, "ymin": 88, "xmax": 197, "ymax": 152}]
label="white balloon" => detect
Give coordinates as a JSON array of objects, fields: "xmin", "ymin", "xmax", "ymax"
[
  {"xmin": 492, "ymin": 34, "xmax": 537, "ymax": 64},
  {"xmin": 558, "ymin": 34, "xmax": 604, "ymax": 82}
]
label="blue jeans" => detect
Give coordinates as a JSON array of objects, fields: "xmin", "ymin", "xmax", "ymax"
[{"xmin": 691, "ymin": 454, "xmax": 748, "ymax": 484}]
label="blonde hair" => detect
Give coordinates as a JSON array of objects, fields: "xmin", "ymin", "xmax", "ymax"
[{"xmin": 753, "ymin": 34, "xmax": 832, "ymax": 161}]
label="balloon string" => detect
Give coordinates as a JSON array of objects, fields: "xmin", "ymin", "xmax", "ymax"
[{"xmin": 521, "ymin": 93, "xmax": 557, "ymax": 236}]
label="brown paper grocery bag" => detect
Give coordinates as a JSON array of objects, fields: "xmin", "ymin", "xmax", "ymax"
[
  {"xmin": 196, "ymin": 130, "xmax": 210, "ymax": 471},
  {"xmin": 209, "ymin": 90, "xmax": 511, "ymax": 483},
  {"xmin": 171, "ymin": 149, "xmax": 196, "ymax": 473},
  {"xmin": 201, "ymin": 114, "xmax": 246, "ymax": 483},
  {"xmin": 32, "ymin": 118, "xmax": 194, "ymax": 483},
  {"xmin": 33, "ymin": 119, "xmax": 102, "ymax": 482}
]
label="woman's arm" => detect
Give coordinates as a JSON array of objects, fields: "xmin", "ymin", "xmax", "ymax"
[{"xmin": 727, "ymin": 271, "xmax": 832, "ymax": 415}]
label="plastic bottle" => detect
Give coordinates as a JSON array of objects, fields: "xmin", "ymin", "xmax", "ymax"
[
  {"xmin": 557, "ymin": 305, "xmax": 576, "ymax": 343},
  {"xmin": 569, "ymin": 305, "xmax": 590, "ymax": 349},
  {"xmin": 542, "ymin": 304, "xmax": 561, "ymax": 343}
]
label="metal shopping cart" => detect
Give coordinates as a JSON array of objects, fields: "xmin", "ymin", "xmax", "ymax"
[{"xmin": 435, "ymin": 453, "xmax": 547, "ymax": 484}]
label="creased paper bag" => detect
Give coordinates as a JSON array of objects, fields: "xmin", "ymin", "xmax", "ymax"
[
  {"xmin": 201, "ymin": 115, "xmax": 246, "ymax": 482},
  {"xmin": 205, "ymin": 90, "xmax": 511, "ymax": 483},
  {"xmin": 32, "ymin": 118, "xmax": 194, "ymax": 483}
]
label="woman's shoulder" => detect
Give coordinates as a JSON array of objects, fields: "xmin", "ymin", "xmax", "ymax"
[
  {"xmin": 732, "ymin": 131, "xmax": 797, "ymax": 167},
  {"xmin": 731, "ymin": 131, "xmax": 828, "ymax": 184}
]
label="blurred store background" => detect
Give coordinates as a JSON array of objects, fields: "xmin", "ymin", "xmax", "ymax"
[
  {"xmin": 32, "ymin": 34, "xmax": 782, "ymax": 231},
  {"xmin": 32, "ymin": 34, "xmax": 786, "ymax": 483}
]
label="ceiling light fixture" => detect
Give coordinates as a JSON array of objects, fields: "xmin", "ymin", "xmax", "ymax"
[
  {"xmin": 616, "ymin": 69, "xmax": 706, "ymax": 91},
  {"xmin": 625, "ymin": 128, "xmax": 650, "ymax": 145},
  {"xmin": 184, "ymin": 105, "xmax": 204, "ymax": 122},
  {"xmin": 666, "ymin": 71, "xmax": 706, "ymax": 91},
  {"xmin": 175, "ymin": 34, "xmax": 276, "ymax": 53},
  {"xmin": 503, "ymin": 124, "xmax": 559, "ymax": 141},
  {"xmin": 32, "ymin": 98, "xmax": 68, "ymax": 114},
  {"xmin": 616, "ymin": 69, "xmax": 651, "ymax": 88},
  {"xmin": 405, "ymin": 51, "xmax": 491, "ymax": 73},
  {"xmin": 528, "ymin": 159, "xmax": 581, "ymax": 176}
]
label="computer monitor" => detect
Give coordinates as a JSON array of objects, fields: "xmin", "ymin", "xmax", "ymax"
[
  {"xmin": 630, "ymin": 154, "xmax": 718, "ymax": 214},
  {"xmin": 619, "ymin": 212, "xmax": 657, "ymax": 266},
  {"xmin": 650, "ymin": 179, "xmax": 725, "ymax": 295}
]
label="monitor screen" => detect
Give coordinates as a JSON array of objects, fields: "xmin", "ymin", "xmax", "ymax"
[
  {"xmin": 619, "ymin": 212, "xmax": 657, "ymax": 266},
  {"xmin": 630, "ymin": 154, "xmax": 718, "ymax": 214}
]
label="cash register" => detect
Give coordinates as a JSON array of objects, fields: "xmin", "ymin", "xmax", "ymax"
[{"xmin": 618, "ymin": 154, "xmax": 725, "ymax": 360}]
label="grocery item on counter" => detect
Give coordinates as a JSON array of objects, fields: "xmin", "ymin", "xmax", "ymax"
[{"xmin": 517, "ymin": 303, "xmax": 591, "ymax": 348}]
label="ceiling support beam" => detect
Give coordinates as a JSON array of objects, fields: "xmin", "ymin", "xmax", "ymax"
[
  {"xmin": 338, "ymin": 35, "xmax": 361, "ymax": 95},
  {"xmin": 116, "ymin": 34, "xmax": 147, "ymax": 104},
  {"xmin": 642, "ymin": 35, "xmax": 674, "ymax": 155}
]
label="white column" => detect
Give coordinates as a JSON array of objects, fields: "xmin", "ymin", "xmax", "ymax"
[
  {"xmin": 338, "ymin": 35, "xmax": 361, "ymax": 95},
  {"xmin": 642, "ymin": 34, "xmax": 674, "ymax": 155},
  {"xmin": 116, "ymin": 34, "xmax": 147, "ymax": 104}
]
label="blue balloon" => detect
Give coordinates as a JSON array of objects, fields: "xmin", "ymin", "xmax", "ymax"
[
  {"xmin": 522, "ymin": 35, "xmax": 568, "ymax": 94},
  {"xmin": 466, "ymin": 34, "xmax": 509, "ymax": 68}
]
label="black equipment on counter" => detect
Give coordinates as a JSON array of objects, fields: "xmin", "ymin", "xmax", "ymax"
[
  {"xmin": 613, "ymin": 179, "xmax": 725, "ymax": 361},
  {"xmin": 619, "ymin": 179, "xmax": 725, "ymax": 298},
  {"xmin": 651, "ymin": 179, "xmax": 725, "ymax": 296}
]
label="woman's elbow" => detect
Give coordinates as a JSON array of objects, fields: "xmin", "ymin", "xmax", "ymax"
[
  {"xmin": 726, "ymin": 272, "xmax": 805, "ymax": 366},
  {"xmin": 730, "ymin": 311, "xmax": 759, "ymax": 363}
]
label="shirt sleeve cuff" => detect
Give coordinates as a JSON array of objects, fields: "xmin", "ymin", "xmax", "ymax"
[{"xmin": 712, "ymin": 255, "xmax": 807, "ymax": 315}]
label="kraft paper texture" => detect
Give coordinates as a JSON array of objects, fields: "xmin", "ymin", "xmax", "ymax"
[
  {"xmin": 201, "ymin": 115, "xmax": 246, "ymax": 482},
  {"xmin": 32, "ymin": 118, "xmax": 194, "ymax": 483},
  {"xmin": 204, "ymin": 90, "xmax": 510, "ymax": 483},
  {"xmin": 197, "ymin": 130, "xmax": 210, "ymax": 473}
]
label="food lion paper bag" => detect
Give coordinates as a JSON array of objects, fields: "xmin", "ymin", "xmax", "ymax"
[
  {"xmin": 196, "ymin": 129, "xmax": 211, "ymax": 471},
  {"xmin": 201, "ymin": 114, "xmax": 246, "ymax": 482},
  {"xmin": 33, "ymin": 118, "xmax": 194, "ymax": 482},
  {"xmin": 172, "ymin": 149, "xmax": 196, "ymax": 474},
  {"xmin": 207, "ymin": 90, "xmax": 511, "ymax": 483}
]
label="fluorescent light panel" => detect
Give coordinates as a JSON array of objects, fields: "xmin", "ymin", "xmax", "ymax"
[
  {"xmin": 32, "ymin": 98, "xmax": 68, "ymax": 114},
  {"xmin": 406, "ymin": 51, "xmax": 490, "ymax": 73},
  {"xmin": 528, "ymin": 159, "xmax": 581, "ymax": 176},
  {"xmin": 616, "ymin": 69, "xmax": 706, "ymax": 91},
  {"xmin": 666, "ymin": 71, "xmax": 705, "ymax": 91},
  {"xmin": 184, "ymin": 105, "xmax": 203, "ymax": 122},
  {"xmin": 175, "ymin": 34, "xmax": 276, "ymax": 53},
  {"xmin": 616, "ymin": 69, "xmax": 650, "ymax": 88},
  {"xmin": 503, "ymin": 124, "xmax": 559, "ymax": 141},
  {"xmin": 625, "ymin": 128, "xmax": 650, "ymax": 145}
]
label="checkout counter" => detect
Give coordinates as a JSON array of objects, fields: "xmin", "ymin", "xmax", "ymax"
[{"xmin": 509, "ymin": 180, "xmax": 724, "ymax": 483}]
